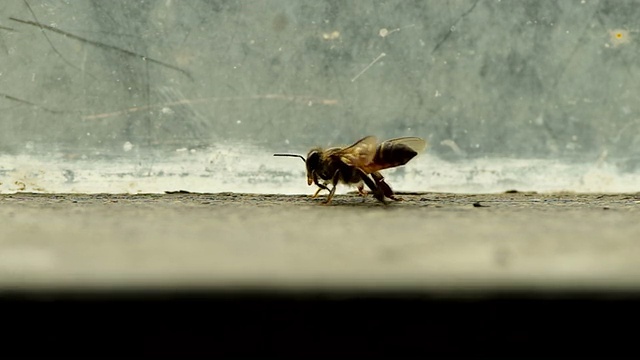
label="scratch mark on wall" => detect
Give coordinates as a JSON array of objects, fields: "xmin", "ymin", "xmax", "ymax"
[
  {"xmin": 82, "ymin": 94, "xmax": 339, "ymax": 120},
  {"xmin": 379, "ymin": 24, "xmax": 415, "ymax": 38},
  {"xmin": 351, "ymin": 52, "xmax": 386, "ymax": 82},
  {"xmin": 0, "ymin": 92, "xmax": 67, "ymax": 114},
  {"xmin": 20, "ymin": 0, "xmax": 88, "ymax": 76},
  {"xmin": 9, "ymin": 17, "xmax": 193, "ymax": 81},
  {"xmin": 431, "ymin": 0, "xmax": 481, "ymax": 55}
]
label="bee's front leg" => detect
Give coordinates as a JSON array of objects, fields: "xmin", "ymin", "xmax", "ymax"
[
  {"xmin": 311, "ymin": 173, "xmax": 331, "ymax": 199},
  {"xmin": 322, "ymin": 170, "xmax": 341, "ymax": 205},
  {"xmin": 311, "ymin": 183, "xmax": 331, "ymax": 199}
]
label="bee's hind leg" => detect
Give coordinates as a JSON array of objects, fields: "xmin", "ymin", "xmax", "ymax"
[
  {"xmin": 372, "ymin": 172, "xmax": 402, "ymax": 201},
  {"xmin": 358, "ymin": 171, "xmax": 387, "ymax": 205}
]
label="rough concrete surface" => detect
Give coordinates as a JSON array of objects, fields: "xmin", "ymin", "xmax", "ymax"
[{"xmin": 1, "ymin": 191, "xmax": 640, "ymax": 293}]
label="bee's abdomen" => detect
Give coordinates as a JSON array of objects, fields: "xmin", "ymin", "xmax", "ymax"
[{"xmin": 374, "ymin": 143, "xmax": 418, "ymax": 167}]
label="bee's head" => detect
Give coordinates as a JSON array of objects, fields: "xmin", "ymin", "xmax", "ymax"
[{"xmin": 305, "ymin": 149, "xmax": 322, "ymax": 185}]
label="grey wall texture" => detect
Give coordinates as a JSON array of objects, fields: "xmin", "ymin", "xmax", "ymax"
[{"xmin": 1, "ymin": 0, "xmax": 639, "ymax": 169}]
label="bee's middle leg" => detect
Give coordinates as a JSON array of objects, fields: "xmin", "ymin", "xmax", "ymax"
[{"xmin": 356, "ymin": 182, "xmax": 368, "ymax": 197}]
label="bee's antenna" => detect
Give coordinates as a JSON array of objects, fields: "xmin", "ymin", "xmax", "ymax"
[{"xmin": 273, "ymin": 153, "xmax": 306, "ymax": 162}]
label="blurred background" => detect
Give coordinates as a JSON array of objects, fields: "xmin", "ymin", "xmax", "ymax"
[{"xmin": 1, "ymin": 0, "xmax": 639, "ymax": 194}]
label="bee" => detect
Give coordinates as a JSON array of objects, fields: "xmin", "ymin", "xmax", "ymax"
[{"xmin": 274, "ymin": 135, "xmax": 427, "ymax": 205}]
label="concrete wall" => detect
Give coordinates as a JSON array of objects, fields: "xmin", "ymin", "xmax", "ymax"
[{"xmin": 1, "ymin": 0, "xmax": 639, "ymax": 168}]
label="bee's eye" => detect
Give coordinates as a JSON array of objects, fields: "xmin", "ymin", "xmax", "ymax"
[{"xmin": 306, "ymin": 151, "xmax": 320, "ymax": 170}]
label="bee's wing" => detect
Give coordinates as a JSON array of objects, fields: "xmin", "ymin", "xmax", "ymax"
[
  {"xmin": 359, "ymin": 136, "xmax": 427, "ymax": 174},
  {"xmin": 379, "ymin": 137, "xmax": 427, "ymax": 153},
  {"xmin": 331, "ymin": 136, "xmax": 378, "ymax": 169}
]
